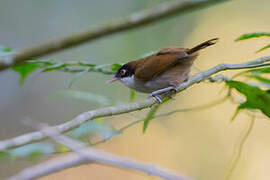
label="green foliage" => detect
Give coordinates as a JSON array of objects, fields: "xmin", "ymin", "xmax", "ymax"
[
  {"xmin": 60, "ymin": 90, "xmax": 112, "ymax": 106},
  {"xmin": 246, "ymin": 66, "xmax": 270, "ymax": 74},
  {"xmin": 143, "ymin": 97, "xmax": 172, "ymax": 133},
  {"xmin": 12, "ymin": 60, "xmax": 56, "ymax": 85},
  {"xmin": 12, "ymin": 62, "xmax": 41, "ymax": 85},
  {"xmin": 0, "ymin": 45, "xmax": 15, "ymax": 58},
  {"xmin": 29, "ymin": 152, "xmax": 43, "ymax": 161},
  {"xmin": 70, "ymin": 120, "xmax": 119, "ymax": 140},
  {"xmin": 77, "ymin": 61, "xmax": 96, "ymax": 67},
  {"xmin": 111, "ymin": 63, "xmax": 122, "ymax": 72},
  {"xmin": 0, "ymin": 47, "xmax": 11, "ymax": 52},
  {"xmin": 235, "ymin": 32, "xmax": 270, "ymax": 41},
  {"xmin": 248, "ymin": 67, "xmax": 270, "ymax": 86},
  {"xmin": 7, "ymin": 142, "xmax": 55, "ymax": 159},
  {"xmin": 12, "ymin": 59, "xmax": 119, "ymax": 85},
  {"xmin": 226, "ymin": 80, "xmax": 270, "ymax": 119},
  {"xmin": 143, "ymin": 105, "xmax": 160, "ymax": 133},
  {"xmin": 256, "ymin": 44, "xmax": 270, "ymax": 53},
  {"xmin": 129, "ymin": 90, "xmax": 136, "ymax": 102},
  {"xmin": 236, "ymin": 32, "xmax": 270, "ymax": 53},
  {"xmin": 250, "ymin": 75, "xmax": 270, "ymax": 86},
  {"xmin": 234, "ymin": 66, "xmax": 270, "ymax": 87},
  {"xmin": 42, "ymin": 62, "xmax": 66, "ymax": 72},
  {"xmin": 0, "ymin": 151, "xmax": 9, "ymax": 160},
  {"xmin": 56, "ymin": 144, "xmax": 69, "ymax": 153}
]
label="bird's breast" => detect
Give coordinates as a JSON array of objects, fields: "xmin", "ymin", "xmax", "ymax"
[{"xmin": 120, "ymin": 75, "xmax": 168, "ymax": 93}]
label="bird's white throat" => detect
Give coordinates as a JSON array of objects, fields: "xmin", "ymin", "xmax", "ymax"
[
  {"xmin": 120, "ymin": 75, "xmax": 138, "ymax": 90},
  {"xmin": 119, "ymin": 75, "xmax": 167, "ymax": 93}
]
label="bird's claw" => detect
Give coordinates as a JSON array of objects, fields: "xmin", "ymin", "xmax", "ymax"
[
  {"xmin": 147, "ymin": 92, "xmax": 154, "ymax": 99},
  {"xmin": 171, "ymin": 88, "xmax": 177, "ymax": 93},
  {"xmin": 148, "ymin": 86, "xmax": 178, "ymax": 103},
  {"xmin": 148, "ymin": 93, "xmax": 162, "ymax": 104},
  {"xmin": 153, "ymin": 95, "xmax": 162, "ymax": 104}
]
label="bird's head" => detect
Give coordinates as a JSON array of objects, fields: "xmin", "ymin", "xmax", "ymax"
[{"xmin": 106, "ymin": 63, "xmax": 135, "ymax": 83}]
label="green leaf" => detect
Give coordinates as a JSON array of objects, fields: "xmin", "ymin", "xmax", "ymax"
[
  {"xmin": 0, "ymin": 46, "xmax": 15, "ymax": 58},
  {"xmin": 242, "ymin": 67, "xmax": 270, "ymax": 87},
  {"xmin": 56, "ymin": 144, "xmax": 69, "ymax": 153},
  {"xmin": 0, "ymin": 151, "xmax": 9, "ymax": 160},
  {"xmin": 143, "ymin": 105, "xmax": 160, "ymax": 133},
  {"xmin": 3, "ymin": 48, "xmax": 11, "ymax": 52},
  {"xmin": 226, "ymin": 80, "xmax": 270, "ymax": 118},
  {"xmin": 250, "ymin": 75, "xmax": 270, "ymax": 86},
  {"xmin": 142, "ymin": 96, "xmax": 172, "ymax": 133},
  {"xmin": 42, "ymin": 62, "xmax": 66, "ymax": 72},
  {"xmin": 248, "ymin": 67, "xmax": 270, "ymax": 74},
  {"xmin": 71, "ymin": 120, "xmax": 119, "ymax": 140},
  {"xmin": 29, "ymin": 151, "xmax": 43, "ymax": 161},
  {"xmin": 60, "ymin": 90, "xmax": 112, "ymax": 106},
  {"xmin": 233, "ymin": 66, "xmax": 270, "ymax": 79},
  {"xmin": 256, "ymin": 44, "xmax": 270, "ymax": 53},
  {"xmin": 77, "ymin": 61, "xmax": 96, "ymax": 67},
  {"xmin": 111, "ymin": 63, "xmax": 122, "ymax": 72},
  {"xmin": 8, "ymin": 143, "xmax": 55, "ymax": 158},
  {"xmin": 12, "ymin": 62, "xmax": 41, "ymax": 85},
  {"xmin": 129, "ymin": 90, "xmax": 136, "ymax": 102},
  {"xmin": 235, "ymin": 32, "xmax": 270, "ymax": 41}
]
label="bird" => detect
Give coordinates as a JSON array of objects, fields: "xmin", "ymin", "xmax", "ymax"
[{"xmin": 107, "ymin": 38, "xmax": 218, "ymax": 103}]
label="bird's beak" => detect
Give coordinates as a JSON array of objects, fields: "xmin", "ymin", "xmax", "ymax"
[{"xmin": 106, "ymin": 77, "xmax": 119, "ymax": 84}]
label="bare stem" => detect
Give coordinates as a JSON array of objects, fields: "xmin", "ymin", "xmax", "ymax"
[{"xmin": 224, "ymin": 115, "xmax": 255, "ymax": 180}]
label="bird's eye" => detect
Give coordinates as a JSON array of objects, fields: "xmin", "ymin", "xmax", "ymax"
[{"xmin": 120, "ymin": 69, "xmax": 126, "ymax": 76}]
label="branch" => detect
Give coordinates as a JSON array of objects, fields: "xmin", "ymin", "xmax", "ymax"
[
  {"xmin": 9, "ymin": 148, "xmax": 192, "ymax": 180},
  {"xmin": 53, "ymin": 62, "xmax": 116, "ymax": 75},
  {"xmin": 89, "ymin": 94, "xmax": 230, "ymax": 147},
  {"xmin": 0, "ymin": 0, "xmax": 229, "ymax": 71},
  {"xmin": 0, "ymin": 56, "xmax": 269, "ymax": 151},
  {"xmin": 8, "ymin": 121, "xmax": 192, "ymax": 180}
]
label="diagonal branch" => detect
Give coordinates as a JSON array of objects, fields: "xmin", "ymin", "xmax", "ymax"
[
  {"xmin": 0, "ymin": 56, "xmax": 269, "ymax": 151},
  {"xmin": 0, "ymin": 0, "xmax": 229, "ymax": 71},
  {"xmin": 8, "ymin": 120, "xmax": 192, "ymax": 180},
  {"xmin": 8, "ymin": 147, "xmax": 192, "ymax": 180}
]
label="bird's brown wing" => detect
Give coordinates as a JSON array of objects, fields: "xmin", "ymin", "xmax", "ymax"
[{"xmin": 134, "ymin": 48, "xmax": 190, "ymax": 82}]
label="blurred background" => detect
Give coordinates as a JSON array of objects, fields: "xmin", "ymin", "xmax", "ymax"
[{"xmin": 0, "ymin": 0, "xmax": 270, "ymax": 179}]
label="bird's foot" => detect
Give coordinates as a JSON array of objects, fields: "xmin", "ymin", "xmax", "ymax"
[
  {"xmin": 153, "ymin": 95, "xmax": 162, "ymax": 104},
  {"xmin": 148, "ymin": 86, "xmax": 177, "ymax": 103},
  {"xmin": 148, "ymin": 92, "xmax": 162, "ymax": 103}
]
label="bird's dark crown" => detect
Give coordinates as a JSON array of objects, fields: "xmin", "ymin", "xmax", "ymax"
[{"xmin": 115, "ymin": 64, "xmax": 135, "ymax": 78}]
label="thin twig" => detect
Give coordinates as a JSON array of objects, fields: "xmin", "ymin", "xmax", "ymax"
[
  {"xmin": 8, "ymin": 120, "xmax": 192, "ymax": 180},
  {"xmin": 0, "ymin": 0, "xmax": 229, "ymax": 71},
  {"xmin": 157, "ymin": 94, "xmax": 229, "ymax": 118},
  {"xmin": 0, "ymin": 56, "xmax": 269, "ymax": 151},
  {"xmin": 224, "ymin": 115, "xmax": 255, "ymax": 180}
]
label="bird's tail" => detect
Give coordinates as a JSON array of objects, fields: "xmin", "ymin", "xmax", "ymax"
[{"xmin": 187, "ymin": 38, "xmax": 218, "ymax": 54}]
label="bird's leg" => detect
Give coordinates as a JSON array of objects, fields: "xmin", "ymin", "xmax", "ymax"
[
  {"xmin": 148, "ymin": 86, "xmax": 176, "ymax": 98},
  {"xmin": 148, "ymin": 86, "xmax": 176, "ymax": 103},
  {"xmin": 153, "ymin": 95, "xmax": 162, "ymax": 104}
]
